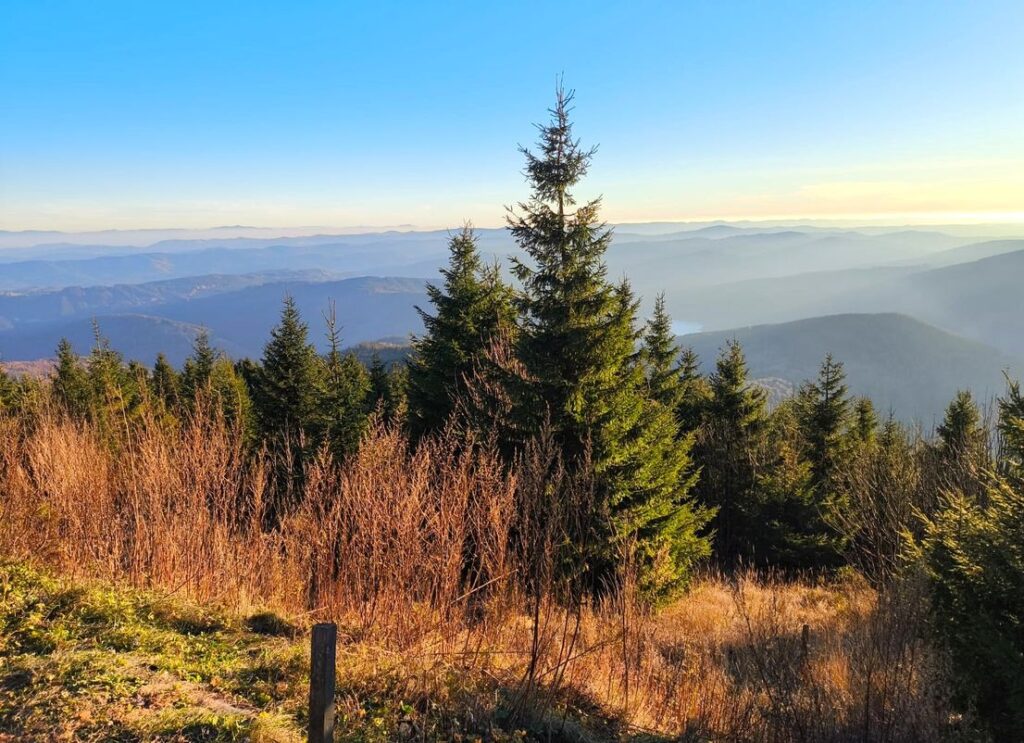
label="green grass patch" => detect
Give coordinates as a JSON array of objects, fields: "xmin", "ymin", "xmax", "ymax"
[
  {"xmin": 0, "ymin": 562, "xmax": 305, "ymax": 741},
  {"xmin": 0, "ymin": 562, "xmax": 618, "ymax": 742}
]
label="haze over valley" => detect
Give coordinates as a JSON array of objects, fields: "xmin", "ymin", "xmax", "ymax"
[{"xmin": 2, "ymin": 220, "xmax": 1020, "ymax": 422}]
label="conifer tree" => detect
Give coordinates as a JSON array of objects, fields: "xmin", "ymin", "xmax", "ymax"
[
  {"xmin": 88, "ymin": 326, "xmax": 130, "ymax": 417},
  {"xmin": 387, "ymin": 363, "xmax": 408, "ymax": 422},
  {"xmin": 935, "ymin": 389, "xmax": 989, "ymax": 500},
  {"xmin": 851, "ymin": 396, "xmax": 879, "ymax": 447},
  {"xmin": 208, "ymin": 357, "xmax": 252, "ymax": 434},
  {"xmin": 8, "ymin": 374, "xmax": 43, "ymax": 419},
  {"xmin": 508, "ymin": 86, "xmax": 709, "ymax": 600},
  {"xmin": 924, "ymin": 445, "xmax": 1024, "ymax": 739},
  {"xmin": 318, "ymin": 303, "xmax": 370, "ymax": 460},
  {"xmin": 368, "ymin": 353, "xmax": 406, "ymax": 423},
  {"xmin": 368, "ymin": 352, "xmax": 389, "ymax": 411},
  {"xmin": 177, "ymin": 330, "xmax": 249, "ymax": 431},
  {"xmin": 997, "ymin": 377, "xmax": 1024, "ymax": 481},
  {"xmin": 694, "ymin": 340, "xmax": 767, "ymax": 563},
  {"xmin": 0, "ymin": 365, "xmax": 17, "ymax": 415},
  {"xmin": 786, "ymin": 355, "xmax": 852, "ymax": 566},
  {"xmin": 748, "ymin": 403, "xmax": 829, "ymax": 568},
  {"xmin": 937, "ymin": 389, "xmax": 986, "ymax": 460},
  {"xmin": 796, "ymin": 354, "xmax": 852, "ymax": 499},
  {"xmin": 253, "ymin": 297, "xmax": 322, "ymax": 516},
  {"xmin": 254, "ymin": 297, "xmax": 320, "ymax": 440},
  {"xmin": 641, "ymin": 294, "xmax": 682, "ymax": 410},
  {"xmin": 52, "ymin": 338, "xmax": 91, "ymax": 418},
  {"xmin": 61, "ymin": 324, "xmax": 143, "ymax": 439},
  {"xmin": 608, "ymin": 279, "xmax": 709, "ymax": 597},
  {"xmin": 151, "ymin": 352, "xmax": 180, "ymax": 412},
  {"xmin": 676, "ymin": 346, "xmax": 711, "ymax": 434},
  {"xmin": 407, "ymin": 226, "xmax": 515, "ymax": 438},
  {"xmin": 126, "ymin": 360, "xmax": 153, "ymax": 416},
  {"xmin": 180, "ymin": 330, "xmax": 217, "ymax": 405}
]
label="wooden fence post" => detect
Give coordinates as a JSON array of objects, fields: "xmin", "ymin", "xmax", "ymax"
[{"xmin": 309, "ymin": 622, "xmax": 337, "ymax": 743}]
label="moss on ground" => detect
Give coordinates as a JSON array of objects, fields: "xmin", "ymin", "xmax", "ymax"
[
  {"xmin": 0, "ymin": 563, "xmax": 578, "ymax": 742},
  {"xmin": 0, "ymin": 562, "xmax": 304, "ymax": 741}
]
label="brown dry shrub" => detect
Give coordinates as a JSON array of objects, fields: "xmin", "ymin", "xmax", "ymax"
[{"xmin": 0, "ymin": 408, "xmax": 959, "ymax": 740}]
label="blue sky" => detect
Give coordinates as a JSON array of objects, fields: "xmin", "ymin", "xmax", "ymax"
[{"xmin": 2, "ymin": 1, "xmax": 1023, "ymax": 230}]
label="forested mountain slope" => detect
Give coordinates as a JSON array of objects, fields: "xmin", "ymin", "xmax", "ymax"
[{"xmin": 681, "ymin": 313, "xmax": 1019, "ymax": 423}]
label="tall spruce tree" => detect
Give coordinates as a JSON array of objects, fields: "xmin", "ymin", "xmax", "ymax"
[
  {"xmin": 84, "ymin": 324, "xmax": 142, "ymax": 438},
  {"xmin": 407, "ymin": 226, "xmax": 515, "ymax": 438},
  {"xmin": 796, "ymin": 354, "xmax": 852, "ymax": 500},
  {"xmin": 151, "ymin": 353, "xmax": 180, "ymax": 412},
  {"xmin": 937, "ymin": 389, "xmax": 986, "ymax": 460},
  {"xmin": 318, "ymin": 303, "xmax": 370, "ymax": 461},
  {"xmin": 935, "ymin": 389, "xmax": 989, "ymax": 500},
  {"xmin": 789, "ymin": 355, "xmax": 852, "ymax": 566},
  {"xmin": 642, "ymin": 294, "xmax": 682, "ymax": 410},
  {"xmin": 924, "ymin": 395, "xmax": 1024, "ymax": 738},
  {"xmin": 676, "ymin": 346, "xmax": 711, "ymax": 434},
  {"xmin": 851, "ymin": 396, "xmax": 879, "ymax": 447},
  {"xmin": 52, "ymin": 338, "xmax": 91, "ymax": 418},
  {"xmin": 367, "ymin": 353, "xmax": 406, "ymax": 424},
  {"xmin": 178, "ymin": 331, "xmax": 250, "ymax": 432},
  {"xmin": 694, "ymin": 340, "xmax": 767, "ymax": 563},
  {"xmin": 180, "ymin": 330, "xmax": 217, "ymax": 407},
  {"xmin": 508, "ymin": 86, "xmax": 709, "ymax": 600},
  {"xmin": 253, "ymin": 296, "xmax": 322, "ymax": 517},
  {"xmin": 748, "ymin": 403, "xmax": 827, "ymax": 569},
  {"xmin": 998, "ymin": 377, "xmax": 1024, "ymax": 481},
  {"xmin": 208, "ymin": 357, "xmax": 253, "ymax": 434}
]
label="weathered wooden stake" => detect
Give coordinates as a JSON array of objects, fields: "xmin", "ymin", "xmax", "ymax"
[{"xmin": 309, "ymin": 622, "xmax": 337, "ymax": 743}]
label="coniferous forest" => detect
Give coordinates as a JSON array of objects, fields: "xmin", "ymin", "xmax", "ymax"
[{"xmin": 1, "ymin": 89, "xmax": 1023, "ymax": 742}]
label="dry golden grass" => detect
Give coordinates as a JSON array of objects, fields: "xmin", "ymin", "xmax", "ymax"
[{"xmin": 0, "ymin": 409, "xmax": 958, "ymax": 741}]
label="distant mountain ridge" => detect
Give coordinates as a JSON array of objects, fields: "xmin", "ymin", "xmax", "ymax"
[
  {"xmin": 925, "ymin": 238, "xmax": 1024, "ymax": 267},
  {"xmin": 1, "ymin": 223, "xmax": 1021, "ymax": 422},
  {"xmin": 0, "ymin": 314, "xmax": 241, "ymax": 367},
  {"xmin": 0, "ymin": 270, "xmax": 339, "ymax": 328},
  {"xmin": 887, "ymin": 248, "xmax": 1024, "ymax": 357},
  {"xmin": 665, "ymin": 246, "xmax": 1024, "ymax": 357},
  {"xmin": 0, "ymin": 241, "xmax": 447, "ymax": 290},
  {"xmin": 680, "ymin": 313, "xmax": 1020, "ymax": 424},
  {"xmin": 0, "ymin": 275, "xmax": 430, "ymax": 364},
  {"xmin": 0, "ymin": 225, "xmax": 983, "ymax": 292}
]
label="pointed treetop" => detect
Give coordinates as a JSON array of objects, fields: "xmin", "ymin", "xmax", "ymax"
[
  {"xmin": 191, "ymin": 329, "xmax": 217, "ymax": 376},
  {"xmin": 998, "ymin": 375, "xmax": 1024, "ymax": 477},
  {"xmin": 519, "ymin": 83, "xmax": 597, "ymax": 207},
  {"xmin": 852, "ymin": 396, "xmax": 879, "ymax": 445},
  {"xmin": 678, "ymin": 346, "xmax": 702, "ymax": 381},
  {"xmin": 710, "ymin": 339, "xmax": 766, "ymax": 426},
  {"xmin": 642, "ymin": 293, "xmax": 682, "ymax": 408},
  {"xmin": 441, "ymin": 224, "xmax": 483, "ymax": 281},
  {"xmin": 323, "ymin": 299, "xmax": 344, "ymax": 359},
  {"xmin": 937, "ymin": 389, "xmax": 984, "ymax": 455}
]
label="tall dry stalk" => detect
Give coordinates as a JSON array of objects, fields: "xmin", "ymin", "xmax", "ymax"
[{"xmin": 0, "ymin": 407, "xmax": 958, "ymax": 740}]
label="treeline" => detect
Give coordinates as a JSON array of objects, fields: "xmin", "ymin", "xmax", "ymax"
[{"xmin": 1, "ymin": 88, "xmax": 1022, "ymax": 737}]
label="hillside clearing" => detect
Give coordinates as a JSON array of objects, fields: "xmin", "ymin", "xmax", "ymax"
[{"xmin": 0, "ymin": 562, "xmax": 959, "ymax": 742}]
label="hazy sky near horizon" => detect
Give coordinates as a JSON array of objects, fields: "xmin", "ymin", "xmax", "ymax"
[{"xmin": 2, "ymin": 1, "xmax": 1023, "ymax": 231}]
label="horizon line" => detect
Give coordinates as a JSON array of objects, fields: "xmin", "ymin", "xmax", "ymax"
[{"xmin": 4, "ymin": 211, "xmax": 1024, "ymax": 236}]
